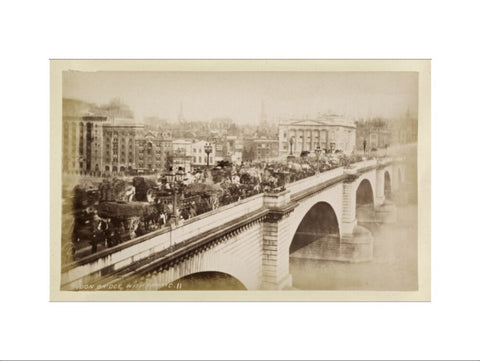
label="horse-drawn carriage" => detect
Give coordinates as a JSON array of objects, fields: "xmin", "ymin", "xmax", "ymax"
[{"xmin": 97, "ymin": 201, "xmax": 156, "ymax": 246}]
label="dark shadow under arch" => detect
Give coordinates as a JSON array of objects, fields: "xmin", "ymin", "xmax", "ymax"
[
  {"xmin": 356, "ymin": 179, "xmax": 374, "ymax": 208},
  {"xmin": 289, "ymin": 201, "xmax": 340, "ymax": 254},
  {"xmin": 160, "ymin": 271, "xmax": 247, "ymax": 290}
]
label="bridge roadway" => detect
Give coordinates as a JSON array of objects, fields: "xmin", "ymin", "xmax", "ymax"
[{"xmin": 61, "ymin": 157, "xmax": 406, "ymax": 291}]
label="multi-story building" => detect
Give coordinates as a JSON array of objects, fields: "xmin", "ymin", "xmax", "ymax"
[
  {"xmin": 63, "ymin": 98, "xmax": 177, "ymax": 175},
  {"xmin": 63, "ymin": 98, "xmax": 109, "ymax": 174},
  {"xmin": 243, "ymin": 138, "xmax": 279, "ymax": 162},
  {"xmin": 170, "ymin": 139, "xmax": 193, "ymax": 172},
  {"xmin": 278, "ymin": 114, "xmax": 356, "ymax": 157},
  {"xmin": 102, "ymin": 119, "xmax": 144, "ymax": 172},
  {"xmin": 63, "ymin": 115, "xmax": 108, "ymax": 173},
  {"xmin": 135, "ymin": 129, "xmax": 172, "ymax": 172}
]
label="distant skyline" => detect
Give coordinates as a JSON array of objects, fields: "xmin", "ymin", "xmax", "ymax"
[{"xmin": 63, "ymin": 71, "xmax": 418, "ymax": 124}]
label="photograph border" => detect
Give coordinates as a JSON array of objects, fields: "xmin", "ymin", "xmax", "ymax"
[{"xmin": 50, "ymin": 59, "xmax": 431, "ymax": 301}]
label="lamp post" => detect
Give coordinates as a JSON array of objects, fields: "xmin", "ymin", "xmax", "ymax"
[
  {"xmin": 204, "ymin": 142, "xmax": 213, "ymax": 169},
  {"xmin": 287, "ymin": 137, "xmax": 296, "ymax": 162},
  {"xmin": 315, "ymin": 145, "xmax": 321, "ymax": 173},
  {"xmin": 166, "ymin": 169, "xmax": 181, "ymax": 226}
]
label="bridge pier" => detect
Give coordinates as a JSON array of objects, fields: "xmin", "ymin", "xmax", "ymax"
[
  {"xmin": 375, "ymin": 168, "xmax": 386, "ymax": 206},
  {"xmin": 339, "ymin": 225, "xmax": 374, "ymax": 262},
  {"xmin": 342, "ymin": 180, "xmax": 358, "ymax": 235},
  {"xmin": 261, "ymin": 191, "xmax": 295, "ymax": 290},
  {"xmin": 374, "ymin": 200, "xmax": 397, "ymax": 223},
  {"xmin": 338, "ymin": 176, "xmax": 374, "ymax": 262}
]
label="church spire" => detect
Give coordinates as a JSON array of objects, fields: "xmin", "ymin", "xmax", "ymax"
[{"xmin": 178, "ymin": 102, "xmax": 185, "ymax": 123}]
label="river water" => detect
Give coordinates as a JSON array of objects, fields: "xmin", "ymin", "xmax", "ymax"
[{"xmin": 289, "ymin": 203, "xmax": 418, "ymax": 291}]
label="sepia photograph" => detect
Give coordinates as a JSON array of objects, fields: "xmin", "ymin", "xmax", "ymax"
[
  {"xmin": 4, "ymin": 0, "xmax": 479, "ymax": 358},
  {"xmin": 50, "ymin": 60, "xmax": 430, "ymax": 301}
]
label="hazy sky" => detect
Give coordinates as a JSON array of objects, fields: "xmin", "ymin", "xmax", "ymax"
[{"xmin": 63, "ymin": 71, "xmax": 418, "ymax": 124}]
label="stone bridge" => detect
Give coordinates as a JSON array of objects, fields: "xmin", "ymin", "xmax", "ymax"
[{"xmin": 61, "ymin": 157, "xmax": 407, "ymax": 291}]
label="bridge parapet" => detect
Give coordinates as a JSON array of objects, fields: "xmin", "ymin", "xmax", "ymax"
[
  {"xmin": 171, "ymin": 193, "xmax": 264, "ymax": 238},
  {"xmin": 286, "ymin": 167, "xmax": 344, "ymax": 195},
  {"xmin": 61, "ymin": 193, "xmax": 266, "ymax": 289},
  {"xmin": 351, "ymin": 159, "xmax": 378, "ymax": 171},
  {"xmin": 264, "ymin": 189, "xmax": 291, "ymax": 208}
]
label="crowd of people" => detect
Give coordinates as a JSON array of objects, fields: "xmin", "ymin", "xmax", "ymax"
[{"xmin": 64, "ymin": 152, "xmax": 374, "ymax": 261}]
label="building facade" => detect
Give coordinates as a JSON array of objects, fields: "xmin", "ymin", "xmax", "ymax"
[
  {"xmin": 62, "ymin": 98, "xmax": 177, "ymax": 175},
  {"xmin": 243, "ymin": 138, "xmax": 279, "ymax": 162},
  {"xmin": 207, "ymin": 135, "xmax": 239, "ymax": 165},
  {"xmin": 224, "ymin": 136, "xmax": 243, "ymax": 164},
  {"xmin": 102, "ymin": 120, "xmax": 144, "ymax": 172},
  {"xmin": 192, "ymin": 140, "xmax": 216, "ymax": 167},
  {"xmin": 135, "ymin": 130, "xmax": 172, "ymax": 172},
  {"xmin": 63, "ymin": 115, "xmax": 108, "ymax": 173},
  {"xmin": 278, "ymin": 114, "xmax": 356, "ymax": 157},
  {"xmin": 63, "ymin": 115, "xmax": 174, "ymax": 174},
  {"xmin": 355, "ymin": 119, "xmax": 392, "ymax": 151},
  {"xmin": 170, "ymin": 139, "xmax": 193, "ymax": 172}
]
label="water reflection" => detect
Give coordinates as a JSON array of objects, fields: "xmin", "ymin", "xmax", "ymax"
[{"xmin": 289, "ymin": 204, "xmax": 418, "ymax": 291}]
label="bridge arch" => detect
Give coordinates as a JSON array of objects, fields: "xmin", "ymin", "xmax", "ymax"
[
  {"xmin": 143, "ymin": 245, "xmax": 260, "ymax": 291},
  {"xmin": 356, "ymin": 178, "xmax": 374, "ymax": 207},
  {"xmin": 289, "ymin": 201, "xmax": 340, "ymax": 255},
  {"xmin": 288, "ymin": 200, "xmax": 341, "ymax": 289},
  {"xmin": 162, "ymin": 271, "xmax": 247, "ymax": 290},
  {"xmin": 355, "ymin": 178, "xmax": 375, "ymax": 224},
  {"xmin": 286, "ymin": 182, "xmax": 344, "ymax": 244}
]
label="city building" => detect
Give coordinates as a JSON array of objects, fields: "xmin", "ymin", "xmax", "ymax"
[
  {"xmin": 278, "ymin": 113, "xmax": 356, "ymax": 157},
  {"xmin": 355, "ymin": 118, "xmax": 392, "ymax": 151},
  {"xmin": 63, "ymin": 114, "xmax": 108, "ymax": 173},
  {"xmin": 62, "ymin": 98, "xmax": 108, "ymax": 174},
  {"xmin": 243, "ymin": 138, "xmax": 279, "ymax": 162},
  {"xmin": 63, "ymin": 98, "xmax": 177, "ymax": 175},
  {"xmin": 192, "ymin": 140, "xmax": 216, "ymax": 167},
  {"xmin": 135, "ymin": 129, "xmax": 172, "ymax": 172},
  {"xmin": 224, "ymin": 136, "xmax": 243, "ymax": 164},
  {"xmin": 213, "ymin": 140, "xmax": 224, "ymax": 163},
  {"xmin": 103, "ymin": 119, "xmax": 144, "ymax": 172},
  {"xmin": 208, "ymin": 135, "xmax": 241, "ymax": 164},
  {"xmin": 170, "ymin": 139, "xmax": 193, "ymax": 172}
]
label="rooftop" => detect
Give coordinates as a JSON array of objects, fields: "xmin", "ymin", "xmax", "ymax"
[{"xmin": 280, "ymin": 113, "xmax": 356, "ymax": 128}]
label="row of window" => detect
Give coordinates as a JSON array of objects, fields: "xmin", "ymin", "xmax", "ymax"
[
  {"xmin": 281, "ymin": 142, "xmax": 348, "ymax": 151},
  {"xmin": 192, "ymin": 148, "xmax": 213, "ymax": 154},
  {"xmin": 192, "ymin": 156, "xmax": 213, "ymax": 164}
]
